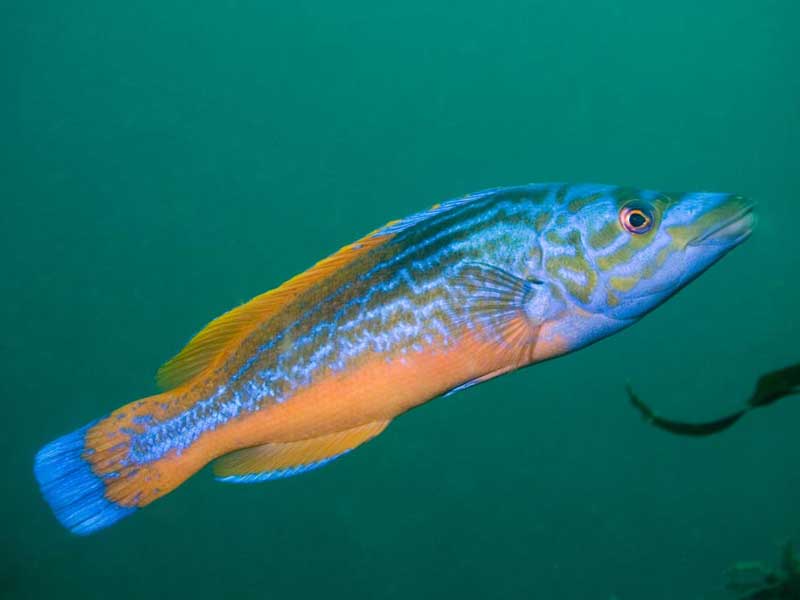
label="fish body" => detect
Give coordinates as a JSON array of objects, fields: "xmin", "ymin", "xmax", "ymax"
[{"xmin": 34, "ymin": 182, "xmax": 754, "ymax": 534}]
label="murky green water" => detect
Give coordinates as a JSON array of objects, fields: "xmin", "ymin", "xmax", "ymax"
[{"xmin": 2, "ymin": 2, "xmax": 798, "ymax": 598}]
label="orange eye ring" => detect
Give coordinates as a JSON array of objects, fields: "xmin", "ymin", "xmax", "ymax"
[{"xmin": 620, "ymin": 205, "xmax": 654, "ymax": 234}]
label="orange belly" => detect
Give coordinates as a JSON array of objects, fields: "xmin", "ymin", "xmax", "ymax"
[
  {"xmin": 204, "ymin": 320, "xmax": 570, "ymax": 453},
  {"xmin": 210, "ymin": 331, "xmax": 506, "ymax": 451},
  {"xmin": 94, "ymin": 320, "xmax": 569, "ymax": 507}
]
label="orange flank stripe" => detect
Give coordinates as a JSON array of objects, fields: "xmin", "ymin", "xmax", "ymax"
[{"xmin": 86, "ymin": 319, "xmax": 570, "ymax": 509}]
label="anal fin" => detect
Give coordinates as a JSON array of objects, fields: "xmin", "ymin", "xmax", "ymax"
[{"xmin": 213, "ymin": 420, "xmax": 390, "ymax": 483}]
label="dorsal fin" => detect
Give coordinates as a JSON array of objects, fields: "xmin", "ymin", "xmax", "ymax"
[
  {"xmin": 213, "ymin": 420, "xmax": 391, "ymax": 482},
  {"xmin": 369, "ymin": 187, "xmax": 500, "ymax": 238},
  {"xmin": 156, "ymin": 230, "xmax": 394, "ymax": 391},
  {"xmin": 156, "ymin": 188, "xmax": 496, "ymax": 391}
]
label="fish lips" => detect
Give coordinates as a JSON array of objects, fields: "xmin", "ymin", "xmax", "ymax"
[{"xmin": 688, "ymin": 204, "xmax": 756, "ymax": 249}]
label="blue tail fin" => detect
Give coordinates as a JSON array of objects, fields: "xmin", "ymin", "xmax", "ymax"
[{"xmin": 34, "ymin": 422, "xmax": 137, "ymax": 536}]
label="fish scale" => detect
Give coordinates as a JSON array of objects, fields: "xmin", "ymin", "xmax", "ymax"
[{"xmin": 33, "ymin": 182, "xmax": 754, "ymax": 534}]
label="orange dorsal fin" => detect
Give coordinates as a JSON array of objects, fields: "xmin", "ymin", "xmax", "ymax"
[
  {"xmin": 156, "ymin": 229, "xmax": 395, "ymax": 391},
  {"xmin": 155, "ymin": 189, "xmax": 490, "ymax": 391},
  {"xmin": 212, "ymin": 420, "xmax": 391, "ymax": 481}
]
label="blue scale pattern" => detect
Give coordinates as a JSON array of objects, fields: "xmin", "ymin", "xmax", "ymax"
[{"xmin": 127, "ymin": 192, "xmax": 545, "ymax": 465}]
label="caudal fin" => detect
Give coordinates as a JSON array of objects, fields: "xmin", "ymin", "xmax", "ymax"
[
  {"xmin": 34, "ymin": 421, "xmax": 137, "ymax": 535},
  {"xmin": 34, "ymin": 392, "xmax": 209, "ymax": 536}
]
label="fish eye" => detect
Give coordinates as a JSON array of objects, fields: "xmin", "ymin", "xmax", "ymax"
[{"xmin": 620, "ymin": 203, "xmax": 654, "ymax": 234}]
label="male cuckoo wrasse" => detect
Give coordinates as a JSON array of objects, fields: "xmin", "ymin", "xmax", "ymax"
[{"xmin": 34, "ymin": 183, "xmax": 755, "ymax": 535}]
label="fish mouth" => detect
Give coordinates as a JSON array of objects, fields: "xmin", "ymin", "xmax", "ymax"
[{"xmin": 687, "ymin": 203, "xmax": 756, "ymax": 248}]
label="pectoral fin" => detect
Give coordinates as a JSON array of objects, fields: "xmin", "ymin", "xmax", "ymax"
[
  {"xmin": 213, "ymin": 420, "xmax": 391, "ymax": 483},
  {"xmin": 438, "ymin": 263, "xmax": 549, "ymax": 398},
  {"xmin": 454, "ymin": 261, "xmax": 545, "ymax": 347}
]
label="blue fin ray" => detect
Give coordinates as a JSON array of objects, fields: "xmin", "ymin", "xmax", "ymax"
[{"xmin": 34, "ymin": 422, "xmax": 136, "ymax": 535}]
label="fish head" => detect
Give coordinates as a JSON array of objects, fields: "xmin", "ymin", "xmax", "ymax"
[{"xmin": 537, "ymin": 186, "xmax": 755, "ymax": 326}]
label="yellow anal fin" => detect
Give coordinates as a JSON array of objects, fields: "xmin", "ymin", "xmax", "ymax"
[
  {"xmin": 156, "ymin": 229, "xmax": 395, "ymax": 391},
  {"xmin": 213, "ymin": 420, "xmax": 391, "ymax": 483}
]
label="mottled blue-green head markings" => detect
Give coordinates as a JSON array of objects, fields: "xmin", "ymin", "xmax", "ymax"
[
  {"xmin": 367, "ymin": 182, "xmax": 754, "ymax": 364},
  {"xmin": 530, "ymin": 183, "xmax": 754, "ymax": 345}
]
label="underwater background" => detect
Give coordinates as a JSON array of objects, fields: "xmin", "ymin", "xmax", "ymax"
[{"xmin": 2, "ymin": 1, "xmax": 798, "ymax": 598}]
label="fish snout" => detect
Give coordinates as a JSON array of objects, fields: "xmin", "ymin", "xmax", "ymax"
[{"xmin": 688, "ymin": 196, "xmax": 756, "ymax": 248}]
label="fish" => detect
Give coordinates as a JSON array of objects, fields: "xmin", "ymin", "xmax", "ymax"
[{"xmin": 34, "ymin": 182, "xmax": 755, "ymax": 535}]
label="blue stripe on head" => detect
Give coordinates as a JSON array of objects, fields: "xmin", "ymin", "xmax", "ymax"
[{"xmin": 34, "ymin": 421, "xmax": 136, "ymax": 535}]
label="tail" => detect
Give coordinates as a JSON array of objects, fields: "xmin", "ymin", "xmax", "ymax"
[
  {"xmin": 35, "ymin": 395, "xmax": 394, "ymax": 535},
  {"xmin": 34, "ymin": 392, "xmax": 207, "ymax": 536},
  {"xmin": 34, "ymin": 421, "xmax": 137, "ymax": 535}
]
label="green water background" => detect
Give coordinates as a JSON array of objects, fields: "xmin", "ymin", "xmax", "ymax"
[{"xmin": 2, "ymin": 2, "xmax": 798, "ymax": 598}]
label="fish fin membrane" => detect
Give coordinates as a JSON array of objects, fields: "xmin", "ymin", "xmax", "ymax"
[
  {"xmin": 370, "ymin": 186, "xmax": 501, "ymax": 238},
  {"xmin": 156, "ymin": 233, "xmax": 395, "ymax": 391},
  {"xmin": 34, "ymin": 422, "xmax": 137, "ymax": 536},
  {"xmin": 213, "ymin": 420, "xmax": 391, "ymax": 483},
  {"xmin": 157, "ymin": 187, "xmax": 500, "ymax": 391},
  {"xmin": 453, "ymin": 261, "xmax": 542, "ymax": 356},
  {"xmin": 443, "ymin": 365, "xmax": 515, "ymax": 398}
]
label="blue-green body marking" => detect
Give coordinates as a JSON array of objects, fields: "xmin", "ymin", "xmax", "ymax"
[
  {"xmin": 126, "ymin": 183, "xmax": 754, "ymax": 464},
  {"xmin": 35, "ymin": 181, "xmax": 754, "ymax": 535}
]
